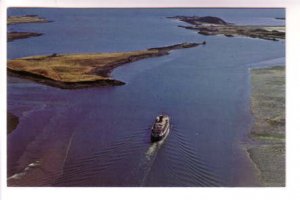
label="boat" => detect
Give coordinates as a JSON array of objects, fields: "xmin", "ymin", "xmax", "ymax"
[{"xmin": 151, "ymin": 114, "xmax": 170, "ymax": 142}]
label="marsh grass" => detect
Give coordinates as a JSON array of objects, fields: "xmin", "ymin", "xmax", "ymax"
[
  {"xmin": 249, "ymin": 66, "xmax": 285, "ymax": 186},
  {"xmin": 7, "ymin": 50, "xmax": 159, "ymax": 83}
]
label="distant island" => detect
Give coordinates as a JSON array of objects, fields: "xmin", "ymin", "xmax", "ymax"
[
  {"xmin": 8, "ymin": 31, "xmax": 44, "ymax": 42},
  {"xmin": 7, "ymin": 15, "xmax": 51, "ymax": 41},
  {"xmin": 8, "ymin": 15, "xmax": 50, "ymax": 25},
  {"xmin": 8, "ymin": 42, "xmax": 202, "ymax": 89},
  {"xmin": 168, "ymin": 16, "xmax": 285, "ymax": 41}
]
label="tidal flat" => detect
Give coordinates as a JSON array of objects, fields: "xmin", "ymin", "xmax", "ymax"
[{"xmin": 248, "ymin": 66, "xmax": 285, "ymax": 186}]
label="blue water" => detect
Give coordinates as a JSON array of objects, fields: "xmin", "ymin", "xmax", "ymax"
[{"xmin": 7, "ymin": 8, "xmax": 285, "ymax": 186}]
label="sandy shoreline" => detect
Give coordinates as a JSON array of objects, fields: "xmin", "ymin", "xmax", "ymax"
[{"xmin": 248, "ymin": 66, "xmax": 285, "ymax": 186}]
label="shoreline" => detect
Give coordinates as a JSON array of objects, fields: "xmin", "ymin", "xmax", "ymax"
[
  {"xmin": 8, "ymin": 42, "xmax": 202, "ymax": 89},
  {"xmin": 248, "ymin": 66, "xmax": 285, "ymax": 186}
]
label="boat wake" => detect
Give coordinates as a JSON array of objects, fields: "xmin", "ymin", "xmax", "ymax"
[
  {"xmin": 140, "ymin": 129, "xmax": 169, "ymax": 186},
  {"xmin": 166, "ymin": 127, "xmax": 222, "ymax": 186}
]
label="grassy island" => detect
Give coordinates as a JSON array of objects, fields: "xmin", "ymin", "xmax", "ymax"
[
  {"xmin": 168, "ymin": 16, "xmax": 285, "ymax": 41},
  {"xmin": 8, "ymin": 15, "xmax": 51, "ymax": 41},
  {"xmin": 8, "ymin": 15, "xmax": 50, "ymax": 25},
  {"xmin": 8, "ymin": 42, "xmax": 201, "ymax": 89},
  {"xmin": 248, "ymin": 66, "xmax": 285, "ymax": 186}
]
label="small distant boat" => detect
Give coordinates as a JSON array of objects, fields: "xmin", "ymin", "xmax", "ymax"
[{"xmin": 151, "ymin": 114, "xmax": 170, "ymax": 142}]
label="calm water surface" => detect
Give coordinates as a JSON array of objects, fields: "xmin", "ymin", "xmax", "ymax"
[{"xmin": 7, "ymin": 8, "xmax": 285, "ymax": 186}]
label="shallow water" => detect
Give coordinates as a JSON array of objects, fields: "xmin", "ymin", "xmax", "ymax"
[{"xmin": 7, "ymin": 8, "xmax": 285, "ymax": 186}]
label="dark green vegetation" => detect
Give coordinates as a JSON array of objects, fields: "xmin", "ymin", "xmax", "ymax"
[{"xmin": 7, "ymin": 112, "xmax": 19, "ymax": 134}]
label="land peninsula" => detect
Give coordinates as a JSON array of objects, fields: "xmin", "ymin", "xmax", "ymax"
[
  {"xmin": 168, "ymin": 16, "xmax": 285, "ymax": 41},
  {"xmin": 249, "ymin": 66, "xmax": 285, "ymax": 186},
  {"xmin": 8, "ymin": 32, "xmax": 43, "ymax": 42},
  {"xmin": 8, "ymin": 15, "xmax": 51, "ymax": 42},
  {"xmin": 8, "ymin": 42, "xmax": 201, "ymax": 89}
]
